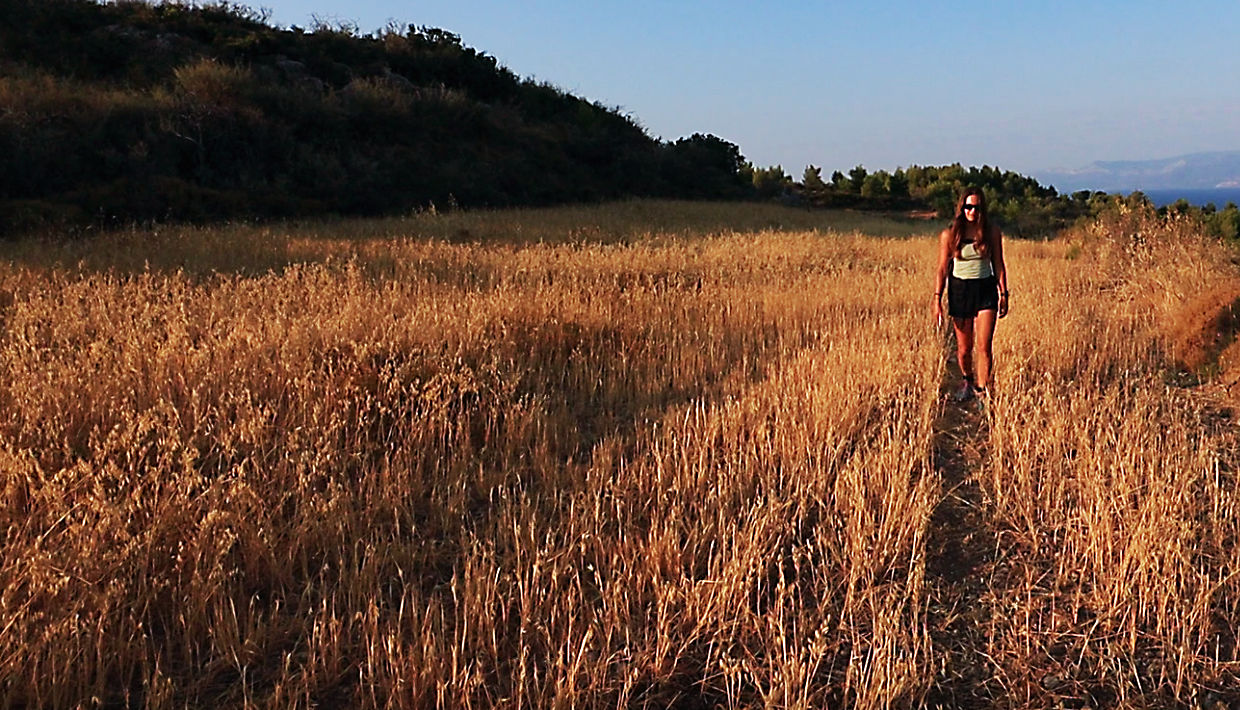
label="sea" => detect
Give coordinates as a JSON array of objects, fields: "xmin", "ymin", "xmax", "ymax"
[{"xmin": 1137, "ymin": 188, "xmax": 1240, "ymax": 208}]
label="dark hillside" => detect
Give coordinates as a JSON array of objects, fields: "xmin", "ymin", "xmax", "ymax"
[{"xmin": 0, "ymin": 0, "xmax": 750, "ymax": 234}]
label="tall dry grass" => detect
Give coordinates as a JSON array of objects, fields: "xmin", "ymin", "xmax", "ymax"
[
  {"xmin": 981, "ymin": 206, "xmax": 1240, "ymax": 706},
  {"xmin": 0, "ymin": 199, "xmax": 933, "ymax": 276},
  {"xmin": 0, "ymin": 207, "xmax": 942, "ymax": 708},
  {"xmin": 1, "ymin": 200, "xmax": 1236, "ymax": 708}
]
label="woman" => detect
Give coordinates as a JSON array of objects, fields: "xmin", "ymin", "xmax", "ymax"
[{"xmin": 933, "ymin": 187, "xmax": 1009, "ymax": 401}]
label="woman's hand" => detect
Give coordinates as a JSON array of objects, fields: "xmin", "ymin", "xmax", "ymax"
[
  {"xmin": 933, "ymin": 294, "xmax": 944, "ymax": 328},
  {"xmin": 998, "ymin": 292, "xmax": 1009, "ymax": 318}
]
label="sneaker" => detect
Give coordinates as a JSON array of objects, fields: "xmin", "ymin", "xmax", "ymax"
[
  {"xmin": 952, "ymin": 381, "xmax": 974, "ymax": 402},
  {"xmin": 974, "ymin": 387, "xmax": 990, "ymax": 413}
]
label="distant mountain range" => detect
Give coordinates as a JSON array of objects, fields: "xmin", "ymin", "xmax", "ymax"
[{"xmin": 1034, "ymin": 150, "xmax": 1240, "ymax": 193}]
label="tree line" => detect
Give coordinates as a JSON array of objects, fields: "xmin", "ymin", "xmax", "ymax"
[{"xmin": 748, "ymin": 162, "xmax": 1239, "ymax": 241}]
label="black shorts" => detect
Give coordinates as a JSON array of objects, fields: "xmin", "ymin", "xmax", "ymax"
[{"xmin": 947, "ymin": 275, "xmax": 999, "ymax": 319}]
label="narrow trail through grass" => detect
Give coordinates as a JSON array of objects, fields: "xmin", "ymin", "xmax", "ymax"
[{"xmin": 924, "ymin": 354, "xmax": 1000, "ymax": 708}]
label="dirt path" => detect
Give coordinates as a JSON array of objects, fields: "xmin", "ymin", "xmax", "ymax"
[{"xmin": 923, "ymin": 363, "xmax": 1000, "ymax": 708}]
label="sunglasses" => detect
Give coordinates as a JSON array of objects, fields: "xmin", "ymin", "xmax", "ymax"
[{"xmin": 962, "ymin": 204, "xmax": 981, "ymax": 212}]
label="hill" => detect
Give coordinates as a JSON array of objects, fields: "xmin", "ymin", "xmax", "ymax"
[
  {"xmin": 3, "ymin": 1, "xmax": 1209, "ymax": 241},
  {"xmin": 0, "ymin": 0, "xmax": 750, "ymax": 234},
  {"xmin": 1035, "ymin": 150, "xmax": 1240, "ymax": 192}
]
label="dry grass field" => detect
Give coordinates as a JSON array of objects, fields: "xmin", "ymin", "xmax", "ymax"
[{"xmin": 1, "ymin": 200, "xmax": 1238, "ymax": 708}]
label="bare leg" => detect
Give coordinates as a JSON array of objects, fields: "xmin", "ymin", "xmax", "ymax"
[
  {"xmin": 973, "ymin": 309, "xmax": 997, "ymax": 390},
  {"xmin": 952, "ymin": 316, "xmax": 974, "ymax": 383}
]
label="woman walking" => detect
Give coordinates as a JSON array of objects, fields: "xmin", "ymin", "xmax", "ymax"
[{"xmin": 933, "ymin": 187, "xmax": 1009, "ymax": 401}]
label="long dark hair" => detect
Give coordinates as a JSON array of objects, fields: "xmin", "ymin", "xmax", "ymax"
[{"xmin": 949, "ymin": 187, "xmax": 995, "ymax": 258}]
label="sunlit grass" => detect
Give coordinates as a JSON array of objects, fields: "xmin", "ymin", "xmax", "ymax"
[
  {"xmin": 1, "ymin": 199, "xmax": 934, "ymax": 276},
  {"xmin": 0, "ymin": 200, "xmax": 1236, "ymax": 708}
]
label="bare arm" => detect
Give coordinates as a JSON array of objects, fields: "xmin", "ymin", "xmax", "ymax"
[
  {"xmin": 933, "ymin": 228, "xmax": 953, "ymax": 323},
  {"xmin": 935, "ymin": 229, "xmax": 953, "ymax": 292},
  {"xmin": 991, "ymin": 227, "xmax": 1009, "ymax": 316}
]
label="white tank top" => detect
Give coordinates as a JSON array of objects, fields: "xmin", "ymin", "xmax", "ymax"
[{"xmin": 952, "ymin": 242, "xmax": 994, "ymax": 279}]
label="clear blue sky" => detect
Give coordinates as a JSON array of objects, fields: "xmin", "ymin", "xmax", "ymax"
[{"xmin": 253, "ymin": 0, "xmax": 1239, "ymax": 176}]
